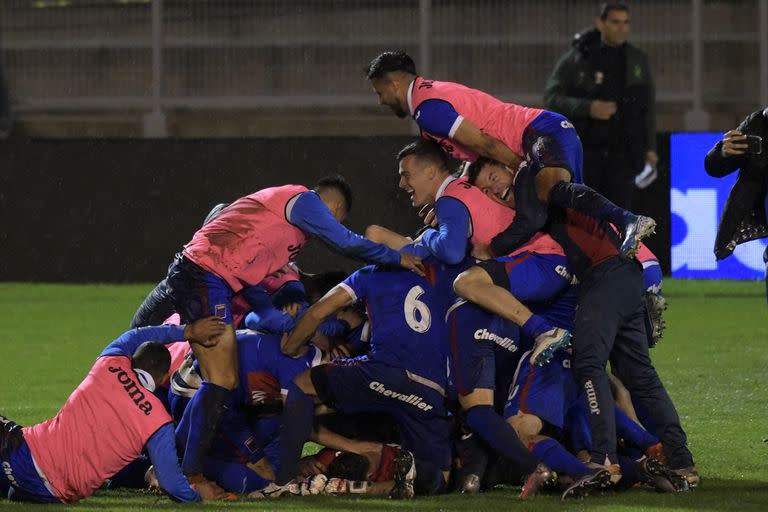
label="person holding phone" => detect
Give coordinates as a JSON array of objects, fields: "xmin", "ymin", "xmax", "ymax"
[{"xmin": 705, "ymin": 107, "xmax": 768, "ymax": 302}]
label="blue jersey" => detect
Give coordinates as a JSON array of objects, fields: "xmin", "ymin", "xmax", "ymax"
[
  {"xmin": 234, "ymin": 330, "xmax": 321, "ymax": 414},
  {"xmin": 339, "ymin": 262, "xmax": 450, "ymax": 388}
]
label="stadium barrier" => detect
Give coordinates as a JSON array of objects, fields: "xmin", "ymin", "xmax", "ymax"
[{"xmin": 1, "ymin": 135, "xmax": 669, "ymax": 282}]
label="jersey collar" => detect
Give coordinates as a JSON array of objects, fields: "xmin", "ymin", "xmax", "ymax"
[
  {"xmin": 435, "ymin": 175, "xmax": 456, "ymax": 200},
  {"xmin": 407, "ymin": 77, "xmax": 418, "ymax": 116}
]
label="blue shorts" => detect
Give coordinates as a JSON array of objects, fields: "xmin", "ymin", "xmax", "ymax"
[
  {"xmin": 529, "ymin": 281, "xmax": 579, "ymax": 332},
  {"xmin": 311, "ymin": 357, "xmax": 450, "ymax": 471},
  {"xmin": 0, "ymin": 441, "xmax": 59, "ymax": 503},
  {"xmin": 523, "ymin": 111, "xmax": 584, "ymax": 184},
  {"xmin": 480, "ymin": 252, "xmax": 572, "ymax": 304},
  {"xmin": 166, "ymin": 254, "xmax": 234, "ymax": 325},
  {"xmin": 446, "ymin": 301, "xmax": 497, "ymax": 396},
  {"xmin": 503, "ymin": 349, "xmax": 580, "ymax": 430}
]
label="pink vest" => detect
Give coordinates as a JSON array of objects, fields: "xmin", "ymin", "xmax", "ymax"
[
  {"xmin": 410, "ymin": 77, "xmax": 543, "ymax": 161},
  {"xmin": 23, "ymin": 356, "xmax": 172, "ymax": 503},
  {"xmin": 184, "ymin": 185, "xmax": 309, "ymax": 292},
  {"xmin": 442, "ymin": 177, "xmax": 564, "ymax": 257},
  {"xmin": 261, "ymin": 263, "xmax": 301, "ymax": 295},
  {"xmin": 636, "ymin": 242, "xmax": 657, "ymax": 265}
]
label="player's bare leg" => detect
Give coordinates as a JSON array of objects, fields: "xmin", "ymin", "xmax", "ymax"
[{"xmin": 178, "ymin": 325, "xmax": 239, "ymax": 488}]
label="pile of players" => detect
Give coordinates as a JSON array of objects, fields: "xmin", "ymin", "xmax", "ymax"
[{"xmin": 0, "ymin": 50, "xmax": 697, "ymax": 505}]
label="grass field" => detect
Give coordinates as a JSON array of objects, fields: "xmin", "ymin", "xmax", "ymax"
[{"xmin": 0, "ymin": 279, "xmax": 767, "ymax": 511}]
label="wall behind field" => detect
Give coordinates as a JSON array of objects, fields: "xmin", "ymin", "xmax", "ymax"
[{"xmin": 0, "ymin": 136, "xmax": 669, "ymax": 282}]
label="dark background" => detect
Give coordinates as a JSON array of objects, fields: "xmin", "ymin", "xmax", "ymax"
[{"xmin": 0, "ymin": 135, "xmax": 670, "ymax": 282}]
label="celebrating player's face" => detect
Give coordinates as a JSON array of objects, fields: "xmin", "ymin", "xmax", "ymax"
[
  {"xmin": 398, "ymin": 156, "xmax": 434, "ymax": 208},
  {"xmin": 474, "ymin": 164, "xmax": 515, "ymax": 207},
  {"xmin": 371, "ymin": 77, "xmax": 408, "ymax": 118}
]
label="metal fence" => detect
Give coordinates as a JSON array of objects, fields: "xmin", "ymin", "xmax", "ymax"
[{"xmin": 1, "ymin": 0, "xmax": 767, "ymax": 134}]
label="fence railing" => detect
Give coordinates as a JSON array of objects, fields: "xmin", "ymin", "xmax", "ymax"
[{"xmin": 1, "ymin": 0, "xmax": 766, "ymax": 135}]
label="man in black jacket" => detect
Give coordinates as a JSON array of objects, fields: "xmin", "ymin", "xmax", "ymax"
[
  {"xmin": 704, "ymin": 107, "xmax": 768, "ymax": 302},
  {"xmin": 545, "ymin": 2, "xmax": 656, "ymax": 209}
]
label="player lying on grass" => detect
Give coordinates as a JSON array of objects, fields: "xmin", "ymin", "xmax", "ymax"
[{"xmin": 0, "ymin": 318, "xmax": 228, "ymax": 504}]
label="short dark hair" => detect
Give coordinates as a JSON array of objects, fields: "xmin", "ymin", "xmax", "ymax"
[
  {"xmin": 132, "ymin": 341, "xmax": 171, "ymax": 380},
  {"xmin": 464, "ymin": 157, "xmax": 496, "ymax": 185},
  {"xmin": 599, "ymin": 2, "xmax": 629, "ymax": 19},
  {"xmin": 327, "ymin": 452, "xmax": 371, "ymax": 481},
  {"xmin": 316, "ymin": 175, "xmax": 353, "ymax": 213},
  {"xmin": 396, "ymin": 139, "xmax": 449, "ymax": 171},
  {"xmin": 301, "ymin": 270, "xmax": 349, "ymax": 304},
  {"xmin": 364, "ymin": 50, "xmax": 417, "ymax": 80}
]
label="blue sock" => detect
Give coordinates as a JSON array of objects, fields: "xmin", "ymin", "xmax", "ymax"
[
  {"xmin": 465, "ymin": 405, "xmax": 538, "ymax": 474},
  {"xmin": 275, "ymin": 381, "xmax": 315, "ymax": 485},
  {"xmin": 413, "ymin": 458, "xmax": 447, "ymax": 496},
  {"xmin": 176, "ymin": 381, "xmax": 231, "ymax": 476},
  {"xmin": 204, "ymin": 458, "xmax": 270, "ymax": 494},
  {"xmin": 615, "ymin": 408, "xmax": 658, "ymax": 451},
  {"xmin": 617, "ymin": 455, "xmax": 639, "ymax": 488},
  {"xmin": 549, "ymin": 181, "xmax": 631, "ymax": 228},
  {"xmin": 520, "ymin": 315, "xmax": 553, "ymax": 339},
  {"xmin": 531, "ymin": 438, "xmax": 590, "ymax": 479}
]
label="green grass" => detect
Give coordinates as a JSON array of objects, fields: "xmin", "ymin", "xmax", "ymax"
[{"xmin": 1, "ymin": 280, "xmax": 767, "ymax": 511}]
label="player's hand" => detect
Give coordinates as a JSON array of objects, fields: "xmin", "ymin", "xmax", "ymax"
[
  {"xmin": 184, "ymin": 316, "xmax": 226, "ymax": 347},
  {"xmin": 399, "ymin": 252, "xmax": 426, "ymax": 277},
  {"xmin": 471, "ymin": 243, "xmax": 494, "ymax": 261},
  {"xmin": 144, "ymin": 465, "xmax": 160, "ymax": 492},
  {"xmin": 282, "ymin": 302, "xmax": 303, "ymax": 318},
  {"xmin": 298, "ymin": 456, "xmax": 327, "ymax": 477},
  {"xmin": 190, "ymin": 475, "xmax": 236, "ymax": 501},
  {"xmin": 645, "ymin": 150, "xmax": 659, "ymax": 166},
  {"xmin": 419, "ymin": 204, "xmax": 438, "ymax": 227},
  {"xmin": 329, "ymin": 343, "xmax": 351, "ymax": 360},
  {"xmin": 721, "ymin": 130, "xmax": 748, "ymax": 156},
  {"xmin": 589, "ymin": 100, "xmax": 617, "ymax": 120}
]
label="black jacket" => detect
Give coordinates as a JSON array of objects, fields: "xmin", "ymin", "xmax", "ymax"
[
  {"xmin": 544, "ymin": 27, "xmax": 655, "ymax": 171},
  {"xmin": 704, "ymin": 108, "xmax": 768, "ymax": 260}
]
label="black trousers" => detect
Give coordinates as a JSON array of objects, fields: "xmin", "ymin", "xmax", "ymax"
[
  {"xmin": 583, "ymin": 146, "xmax": 636, "ymax": 210},
  {"xmin": 571, "ymin": 257, "xmax": 693, "ymax": 469}
]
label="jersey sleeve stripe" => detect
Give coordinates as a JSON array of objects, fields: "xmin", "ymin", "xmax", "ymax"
[
  {"xmin": 448, "ymin": 115, "xmax": 464, "ymax": 138},
  {"xmin": 337, "ymin": 282, "xmax": 358, "ymax": 302}
]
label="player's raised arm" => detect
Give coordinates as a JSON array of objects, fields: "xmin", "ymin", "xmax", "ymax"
[{"xmin": 281, "ymin": 284, "xmax": 355, "ymax": 358}]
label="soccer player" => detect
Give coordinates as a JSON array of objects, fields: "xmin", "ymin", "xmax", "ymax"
[
  {"xmin": 370, "ymin": 140, "xmax": 571, "ymax": 350},
  {"xmin": 275, "ymin": 260, "xmax": 454, "ymax": 498},
  {"xmin": 482, "ymin": 154, "xmax": 696, "ymax": 484},
  {"xmin": 0, "ymin": 318, "xmax": 226, "ymax": 504},
  {"xmin": 469, "ymin": 158, "xmax": 668, "ymax": 348},
  {"xmin": 364, "ymin": 50, "xmax": 655, "ymax": 257},
  {"xmin": 131, "ymin": 176, "xmax": 424, "ymax": 491}
]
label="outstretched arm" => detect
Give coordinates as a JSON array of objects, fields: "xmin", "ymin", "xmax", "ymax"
[
  {"xmin": 281, "ymin": 285, "xmax": 355, "ymax": 358},
  {"xmin": 290, "ymin": 192, "xmax": 401, "ymax": 265},
  {"xmin": 145, "ymin": 424, "xmax": 201, "ymax": 502},
  {"xmin": 100, "ymin": 318, "xmax": 225, "ymax": 358}
]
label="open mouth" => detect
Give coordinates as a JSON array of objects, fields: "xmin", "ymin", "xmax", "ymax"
[{"xmin": 500, "ymin": 187, "xmax": 510, "ymax": 201}]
